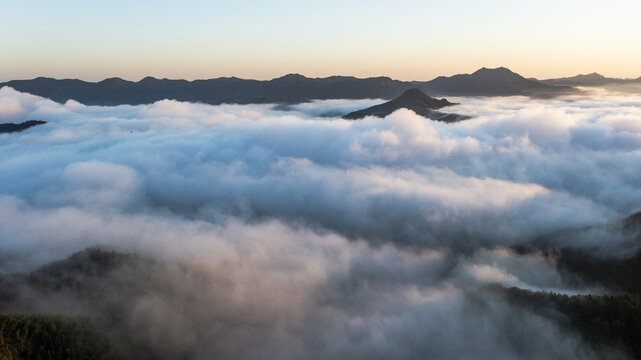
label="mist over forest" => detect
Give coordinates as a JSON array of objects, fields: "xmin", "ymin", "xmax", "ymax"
[{"xmin": 1, "ymin": 84, "xmax": 641, "ymax": 359}]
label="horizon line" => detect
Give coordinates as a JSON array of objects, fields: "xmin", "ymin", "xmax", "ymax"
[{"xmin": 3, "ymin": 67, "xmax": 640, "ymax": 84}]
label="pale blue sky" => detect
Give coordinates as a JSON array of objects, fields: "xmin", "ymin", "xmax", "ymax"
[{"xmin": 2, "ymin": 0, "xmax": 640, "ymax": 81}]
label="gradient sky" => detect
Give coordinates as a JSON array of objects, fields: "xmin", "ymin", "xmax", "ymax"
[{"xmin": 2, "ymin": 0, "xmax": 641, "ymax": 81}]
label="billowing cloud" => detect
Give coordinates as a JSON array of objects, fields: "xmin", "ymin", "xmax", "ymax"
[
  {"xmin": 0, "ymin": 86, "xmax": 639, "ymax": 358},
  {"xmin": 0, "ymin": 197, "xmax": 597, "ymax": 359},
  {"xmin": 2, "ymin": 87, "xmax": 640, "ymax": 253}
]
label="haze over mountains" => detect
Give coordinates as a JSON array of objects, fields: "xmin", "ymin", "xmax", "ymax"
[
  {"xmin": 2, "ymin": 75, "xmax": 641, "ymax": 359},
  {"xmin": 1, "ymin": 240, "xmax": 640, "ymax": 360},
  {"xmin": 541, "ymin": 72, "xmax": 641, "ymax": 87},
  {"xmin": 5, "ymin": 0, "xmax": 641, "ymax": 357},
  {"xmin": 0, "ymin": 67, "xmax": 579, "ymax": 107}
]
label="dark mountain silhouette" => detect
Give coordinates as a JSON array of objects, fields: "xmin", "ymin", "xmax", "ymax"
[
  {"xmin": 0, "ymin": 120, "xmax": 46, "ymax": 134},
  {"xmin": 0, "ymin": 68, "xmax": 574, "ymax": 106},
  {"xmin": 342, "ymin": 88, "xmax": 469, "ymax": 122},
  {"xmin": 541, "ymin": 73, "xmax": 626, "ymax": 87},
  {"xmin": 0, "ymin": 75, "xmax": 414, "ymax": 106},
  {"xmin": 418, "ymin": 67, "xmax": 575, "ymax": 97}
]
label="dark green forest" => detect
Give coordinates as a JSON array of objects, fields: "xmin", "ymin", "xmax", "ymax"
[
  {"xmin": 0, "ymin": 314, "xmax": 114, "ymax": 360},
  {"xmin": 491, "ymin": 286, "xmax": 641, "ymax": 359}
]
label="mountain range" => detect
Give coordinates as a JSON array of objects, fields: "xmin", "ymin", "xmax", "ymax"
[
  {"xmin": 0, "ymin": 67, "xmax": 577, "ymax": 106},
  {"xmin": 418, "ymin": 67, "xmax": 573, "ymax": 97},
  {"xmin": 540, "ymin": 72, "xmax": 641, "ymax": 86}
]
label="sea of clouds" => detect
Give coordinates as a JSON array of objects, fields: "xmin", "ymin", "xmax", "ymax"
[{"xmin": 0, "ymin": 86, "xmax": 640, "ymax": 358}]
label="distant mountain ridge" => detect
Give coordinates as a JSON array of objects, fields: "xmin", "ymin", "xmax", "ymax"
[
  {"xmin": 0, "ymin": 75, "xmax": 414, "ymax": 106},
  {"xmin": 541, "ymin": 73, "xmax": 624, "ymax": 86},
  {"xmin": 0, "ymin": 67, "xmax": 575, "ymax": 106},
  {"xmin": 417, "ymin": 67, "xmax": 575, "ymax": 97},
  {"xmin": 541, "ymin": 72, "xmax": 641, "ymax": 87},
  {"xmin": 343, "ymin": 88, "xmax": 469, "ymax": 122}
]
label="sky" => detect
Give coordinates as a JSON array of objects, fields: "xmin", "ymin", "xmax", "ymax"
[{"xmin": 2, "ymin": 0, "xmax": 641, "ymax": 81}]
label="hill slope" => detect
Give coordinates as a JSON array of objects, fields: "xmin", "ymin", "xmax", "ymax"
[
  {"xmin": 342, "ymin": 88, "xmax": 469, "ymax": 122},
  {"xmin": 0, "ymin": 314, "xmax": 117, "ymax": 360},
  {"xmin": 488, "ymin": 285, "xmax": 641, "ymax": 359},
  {"xmin": 0, "ymin": 120, "xmax": 46, "ymax": 134},
  {"xmin": 3, "ymin": 246, "xmax": 641, "ymax": 359}
]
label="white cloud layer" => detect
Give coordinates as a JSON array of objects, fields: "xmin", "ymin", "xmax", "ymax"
[
  {"xmin": 1, "ymin": 86, "xmax": 640, "ymax": 253},
  {"xmin": 0, "ymin": 86, "xmax": 640, "ymax": 358}
]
